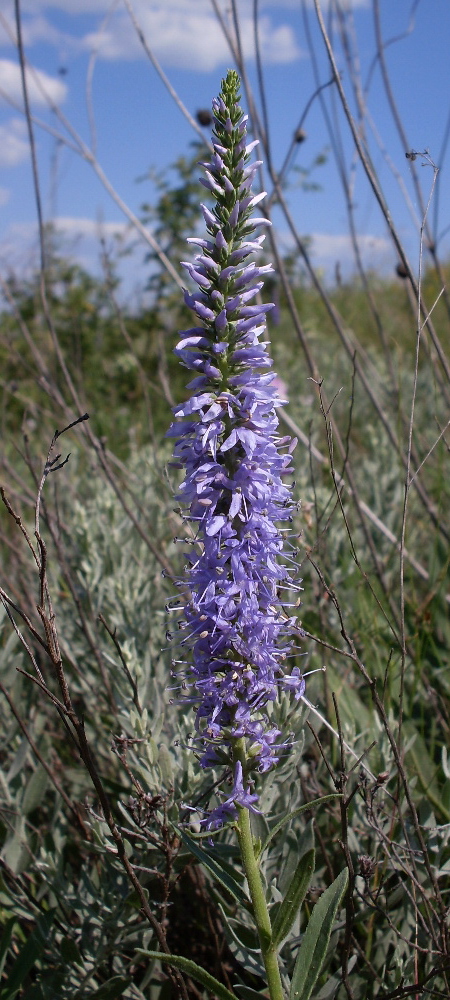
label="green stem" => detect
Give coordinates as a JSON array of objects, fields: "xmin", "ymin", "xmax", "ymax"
[{"xmin": 233, "ymin": 740, "xmax": 285, "ymax": 1000}]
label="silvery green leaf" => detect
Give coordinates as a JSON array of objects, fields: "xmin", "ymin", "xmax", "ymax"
[
  {"xmin": 176, "ymin": 828, "xmax": 249, "ymax": 904},
  {"xmin": 261, "ymin": 795, "xmax": 341, "ymax": 855},
  {"xmin": 6, "ymin": 736, "xmax": 30, "ymax": 784},
  {"xmin": 313, "ymin": 955, "xmax": 356, "ymax": 999},
  {"xmin": 22, "ymin": 765, "xmax": 48, "ymax": 815},
  {"xmin": 89, "ymin": 977, "xmax": 133, "ymax": 999},
  {"xmin": 0, "ymin": 910, "xmax": 54, "ymax": 1000},
  {"xmin": 218, "ymin": 908, "xmax": 267, "ymax": 982},
  {"xmin": 272, "ymin": 847, "xmax": 315, "ymax": 947},
  {"xmin": 290, "ymin": 868, "xmax": 349, "ymax": 1000},
  {"xmin": 158, "ymin": 743, "xmax": 174, "ymax": 788},
  {"xmin": 138, "ymin": 950, "xmax": 239, "ymax": 1000}
]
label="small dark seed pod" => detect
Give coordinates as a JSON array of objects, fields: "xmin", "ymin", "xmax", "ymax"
[{"xmin": 196, "ymin": 108, "xmax": 213, "ymax": 127}]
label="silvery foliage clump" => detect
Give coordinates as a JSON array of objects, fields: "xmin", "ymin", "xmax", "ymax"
[
  {"xmin": 0, "ymin": 440, "xmax": 311, "ymax": 998},
  {"xmin": 1, "ymin": 426, "xmax": 449, "ymax": 998}
]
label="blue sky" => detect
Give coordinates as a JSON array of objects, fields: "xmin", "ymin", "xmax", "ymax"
[{"xmin": 0, "ymin": 0, "xmax": 449, "ymax": 302}]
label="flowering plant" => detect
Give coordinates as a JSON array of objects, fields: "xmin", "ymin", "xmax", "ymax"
[
  {"xmin": 167, "ymin": 68, "xmax": 305, "ymax": 830},
  {"xmin": 140, "ymin": 71, "xmax": 348, "ymax": 1000},
  {"xmin": 1, "ymin": 5, "xmax": 448, "ymax": 994}
]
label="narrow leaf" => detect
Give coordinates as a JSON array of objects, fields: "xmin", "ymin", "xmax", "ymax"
[
  {"xmin": 272, "ymin": 848, "xmax": 315, "ymax": 947},
  {"xmin": 218, "ymin": 905, "xmax": 267, "ymax": 981},
  {"xmin": 6, "ymin": 735, "xmax": 30, "ymax": 783},
  {"xmin": 2, "ymin": 816, "xmax": 28, "ymax": 876},
  {"xmin": 138, "ymin": 950, "xmax": 239, "ymax": 1000},
  {"xmin": 89, "ymin": 977, "xmax": 132, "ymax": 999},
  {"xmin": 404, "ymin": 722, "xmax": 450, "ymax": 822},
  {"xmin": 261, "ymin": 795, "xmax": 341, "ymax": 855},
  {"xmin": 314, "ymin": 955, "xmax": 357, "ymax": 1000},
  {"xmin": 289, "ymin": 868, "xmax": 348, "ymax": 1000},
  {"xmin": 176, "ymin": 828, "xmax": 249, "ymax": 904},
  {"xmin": 234, "ymin": 987, "xmax": 270, "ymax": 1000},
  {"xmin": 158, "ymin": 743, "xmax": 174, "ymax": 788},
  {"xmin": 0, "ymin": 911, "xmax": 54, "ymax": 1000},
  {"xmin": 20, "ymin": 985, "xmax": 45, "ymax": 1000},
  {"xmin": 59, "ymin": 936, "xmax": 83, "ymax": 966},
  {"xmin": 179, "ymin": 823, "xmax": 236, "ymax": 841},
  {"xmin": 0, "ymin": 918, "xmax": 16, "ymax": 978},
  {"xmin": 22, "ymin": 765, "xmax": 48, "ymax": 815}
]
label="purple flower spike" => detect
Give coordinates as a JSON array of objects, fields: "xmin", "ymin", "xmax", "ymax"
[{"xmin": 168, "ymin": 70, "xmax": 304, "ymax": 830}]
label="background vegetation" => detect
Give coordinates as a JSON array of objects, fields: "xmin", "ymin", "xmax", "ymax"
[{"xmin": 0, "ymin": 2, "xmax": 449, "ymax": 999}]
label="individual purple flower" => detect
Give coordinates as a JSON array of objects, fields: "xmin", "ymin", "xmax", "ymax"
[
  {"xmin": 168, "ymin": 70, "xmax": 304, "ymax": 830},
  {"xmin": 202, "ymin": 762, "xmax": 260, "ymax": 832}
]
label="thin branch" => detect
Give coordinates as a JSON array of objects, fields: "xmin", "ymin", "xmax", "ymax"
[
  {"xmin": 0, "ymin": 681, "xmax": 87, "ymax": 833},
  {"xmin": 98, "ymin": 613, "xmax": 143, "ymax": 714},
  {"xmin": 123, "ymin": 0, "xmax": 213, "ymax": 152},
  {"xmin": 398, "ymin": 152, "xmax": 439, "ymax": 750},
  {"xmin": 313, "ymin": 0, "xmax": 450, "ymax": 387}
]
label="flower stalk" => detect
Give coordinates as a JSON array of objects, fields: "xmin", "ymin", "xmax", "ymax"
[
  {"xmin": 233, "ymin": 739, "xmax": 285, "ymax": 1000},
  {"xmin": 168, "ymin": 68, "xmax": 304, "ymax": 828}
]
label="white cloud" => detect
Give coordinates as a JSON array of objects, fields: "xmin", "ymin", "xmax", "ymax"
[
  {"xmin": 22, "ymin": 15, "xmax": 75, "ymax": 50},
  {"xmin": 0, "ymin": 118, "xmax": 29, "ymax": 166},
  {"xmin": 82, "ymin": 1, "xmax": 302, "ymax": 70},
  {"xmin": 0, "ymin": 216, "xmax": 130, "ymax": 254},
  {"xmin": 53, "ymin": 216, "xmax": 130, "ymax": 240},
  {"xmin": 0, "ymin": 221, "xmax": 39, "ymax": 279},
  {"xmin": 0, "ymin": 11, "xmax": 63, "ymax": 49},
  {"xmin": 253, "ymin": 18, "xmax": 302, "ymax": 65},
  {"xmin": 0, "ymin": 58, "xmax": 67, "ymax": 108},
  {"xmin": 312, "ymin": 232, "xmax": 390, "ymax": 259},
  {"xmin": 0, "ymin": 216, "xmax": 150, "ymax": 307},
  {"xmin": 310, "ymin": 231, "xmax": 394, "ymax": 278},
  {"xmin": 6, "ymin": 0, "xmax": 378, "ymax": 72},
  {"xmin": 53, "ymin": 217, "xmax": 140, "ymax": 276}
]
